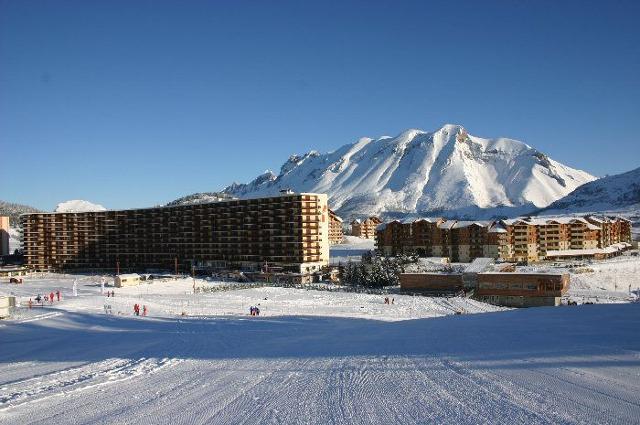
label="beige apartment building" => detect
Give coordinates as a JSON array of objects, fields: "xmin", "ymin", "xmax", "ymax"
[
  {"xmin": 0, "ymin": 216, "xmax": 9, "ymax": 256},
  {"xmin": 376, "ymin": 215, "xmax": 632, "ymax": 263},
  {"xmin": 21, "ymin": 193, "xmax": 330, "ymax": 273}
]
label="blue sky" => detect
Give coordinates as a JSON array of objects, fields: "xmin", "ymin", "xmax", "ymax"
[{"xmin": 1, "ymin": 0, "xmax": 639, "ymax": 210}]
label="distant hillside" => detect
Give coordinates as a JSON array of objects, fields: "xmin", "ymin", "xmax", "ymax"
[
  {"xmin": 540, "ymin": 166, "xmax": 640, "ymax": 240},
  {"xmin": 0, "ymin": 200, "xmax": 41, "ymax": 226},
  {"xmin": 542, "ymin": 166, "xmax": 640, "ymax": 214},
  {"xmin": 166, "ymin": 192, "xmax": 237, "ymax": 206}
]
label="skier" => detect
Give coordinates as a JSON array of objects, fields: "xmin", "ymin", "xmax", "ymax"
[
  {"xmin": 111, "ymin": 290, "xmax": 115, "ymax": 297},
  {"xmin": 28, "ymin": 299, "xmax": 33, "ymax": 309},
  {"xmin": 49, "ymin": 292, "xmax": 54, "ymax": 304},
  {"xmin": 56, "ymin": 290, "xmax": 61, "ymax": 301},
  {"xmin": 35, "ymin": 294, "xmax": 42, "ymax": 304},
  {"xmin": 143, "ymin": 305, "xmax": 147, "ymax": 316},
  {"xmin": 107, "ymin": 292, "xmax": 110, "ymax": 298},
  {"xmin": 44, "ymin": 295, "xmax": 48, "ymax": 303},
  {"xmin": 255, "ymin": 307, "xmax": 260, "ymax": 316},
  {"xmin": 133, "ymin": 304, "xmax": 138, "ymax": 316}
]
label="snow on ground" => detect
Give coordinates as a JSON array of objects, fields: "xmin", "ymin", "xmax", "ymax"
[
  {"xmin": 0, "ymin": 288, "xmax": 639, "ymax": 423},
  {"xmin": 0, "ymin": 264, "xmax": 639, "ymax": 424},
  {"xmin": 0, "ymin": 274, "xmax": 502, "ymax": 322},
  {"xmin": 565, "ymin": 256, "xmax": 640, "ymax": 303},
  {"xmin": 330, "ymin": 236, "xmax": 375, "ymax": 264}
]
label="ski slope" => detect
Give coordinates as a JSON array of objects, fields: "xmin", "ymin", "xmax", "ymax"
[
  {"xmin": 1, "ymin": 303, "xmax": 639, "ymax": 424},
  {"xmin": 0, "ymin": 272, "xmax": 639, "ymax": 424}
]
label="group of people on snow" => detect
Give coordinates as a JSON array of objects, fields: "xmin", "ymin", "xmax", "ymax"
[
  {"xmin": 106, "ymin": 290, "xmax": 115, "ymax": 297},
  {"xmin": 133, "ymin": 303, "xmax": 147, "ymax": 316},
  {"xmin": 384, "ymin": 297, "xmax": 395, "ymax": 305},
  {"xmin": 249, "ymin": 306, "xmax": 260, "ymax": 316},
  {"xmin": 28, "ymin": 290, "xmax": 61, "ymax": 308}
]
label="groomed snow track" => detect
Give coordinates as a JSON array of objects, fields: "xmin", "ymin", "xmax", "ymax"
[{"xmin": 1, "ymin": 304, "xmax": 639, "ymax": 424}]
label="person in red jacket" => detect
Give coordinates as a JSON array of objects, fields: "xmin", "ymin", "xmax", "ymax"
[{"xmin": 49, "ymin": 292, "xmax": 54, "ymax": 304}]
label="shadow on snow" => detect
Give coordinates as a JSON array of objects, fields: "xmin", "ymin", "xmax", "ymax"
[{"xmin": 1, "ymin": 304, "xmax": 639, "ymax": 371}]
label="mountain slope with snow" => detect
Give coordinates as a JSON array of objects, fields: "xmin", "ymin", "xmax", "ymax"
[
  {"xmin": 220, "ymin": 124, "xmax": 595, "ymax": 219},
  {"xmin": 542, "ymin": 166, "xmax": 640, "ymax": 214},
  {"xmin": 0, "ymin": 200, "xmax": 41, "ymax": 225},
  {"xmin": 540, "ymin": 166, "xmax": 640, "ymax": 240},
  {"xmin": 55, "ymin": 200, "xmax": 106, "ymax": 213},
  {"xmin": 165, "ymin": 192, "xmax": 236, "ymax": 207}
]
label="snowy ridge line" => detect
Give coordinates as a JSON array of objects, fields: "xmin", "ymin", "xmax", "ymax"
[
  {"xmin": 0, "ymin": 357, "xmax": 181, "ymax": 412},
  {"xmin": 217, "ymin": 124, "xmax": 596, "ymax": 219}
]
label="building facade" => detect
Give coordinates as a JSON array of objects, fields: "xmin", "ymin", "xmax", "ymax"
[
  {"xmin": 377, "ymin": 218, "xmax": 505, "ymax": 262},
  {"xmin": 399, "ymin": 270, "xmax": 570, "ymax": 307},
  {"xmin": 22, "ymin": 193, "xmax": 330, "ymax": 273},
  {"xmin": 475, "ymin": 272, "xmax": 570, "ymax": 307},
  {"xmin": 350, "ymin": 216, "xmax": 382, "ymax": 239},
  {"xmin": 376, "ymin": 215, "xmax": 632, "ymax": 263},
  {"xmin": 328, "ymin": 209, "xmax": 344, "ymax": 245},
  {"xmin": 0, "ymin": 216, "xmax": 9, "ymax": 256}
]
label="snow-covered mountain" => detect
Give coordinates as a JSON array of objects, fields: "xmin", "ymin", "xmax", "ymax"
[
  {"xmin": 55, "ymin": 200, "xmax": 106, "ymax": 213},
  {"xmin": 220, "ymin": 124, "xmax": 596, "ymax": 219},
  {"xmin": 0, "ymin": 200, "xmax": 41, "ymax": 226},
  {"xmin": 540, "ymin": 166, "xmax": 640, "ymax": 240},
  {"xmin": 542, "ymin": 166, "xmax": 640, "ymax": 214}
]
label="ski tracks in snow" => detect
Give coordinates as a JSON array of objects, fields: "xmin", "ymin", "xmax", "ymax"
[{"xmin": 0, "ymin": 356, "xmax": 181, "ymax": 411}]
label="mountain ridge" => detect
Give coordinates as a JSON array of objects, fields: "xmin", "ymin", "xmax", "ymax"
[
  {"xmin": 541, "ymin": 166, "xmax": 640, "ymax": 214},
  {"xmin": 0, "ymin": 200, "xmax": 42, "ymax": 226},
  {"xmin": 218, "ymin": 124, "xmax": 596, "ymax": 219}
]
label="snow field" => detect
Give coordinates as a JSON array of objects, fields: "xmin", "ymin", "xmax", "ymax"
[
  {"xmin": 1, "ymin": 274, "xmax": 505, "ymax": 321},
  {"xmin": 0, "ymin": 259, "xmax": 639, "ymax": 424},
  {"xmin": 0, "ymin": 303, "xmax": 639, "ymax": 424},
  {"xmin": 564, "ymin": 256, "xmax": 640, "ymax": 303}
]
